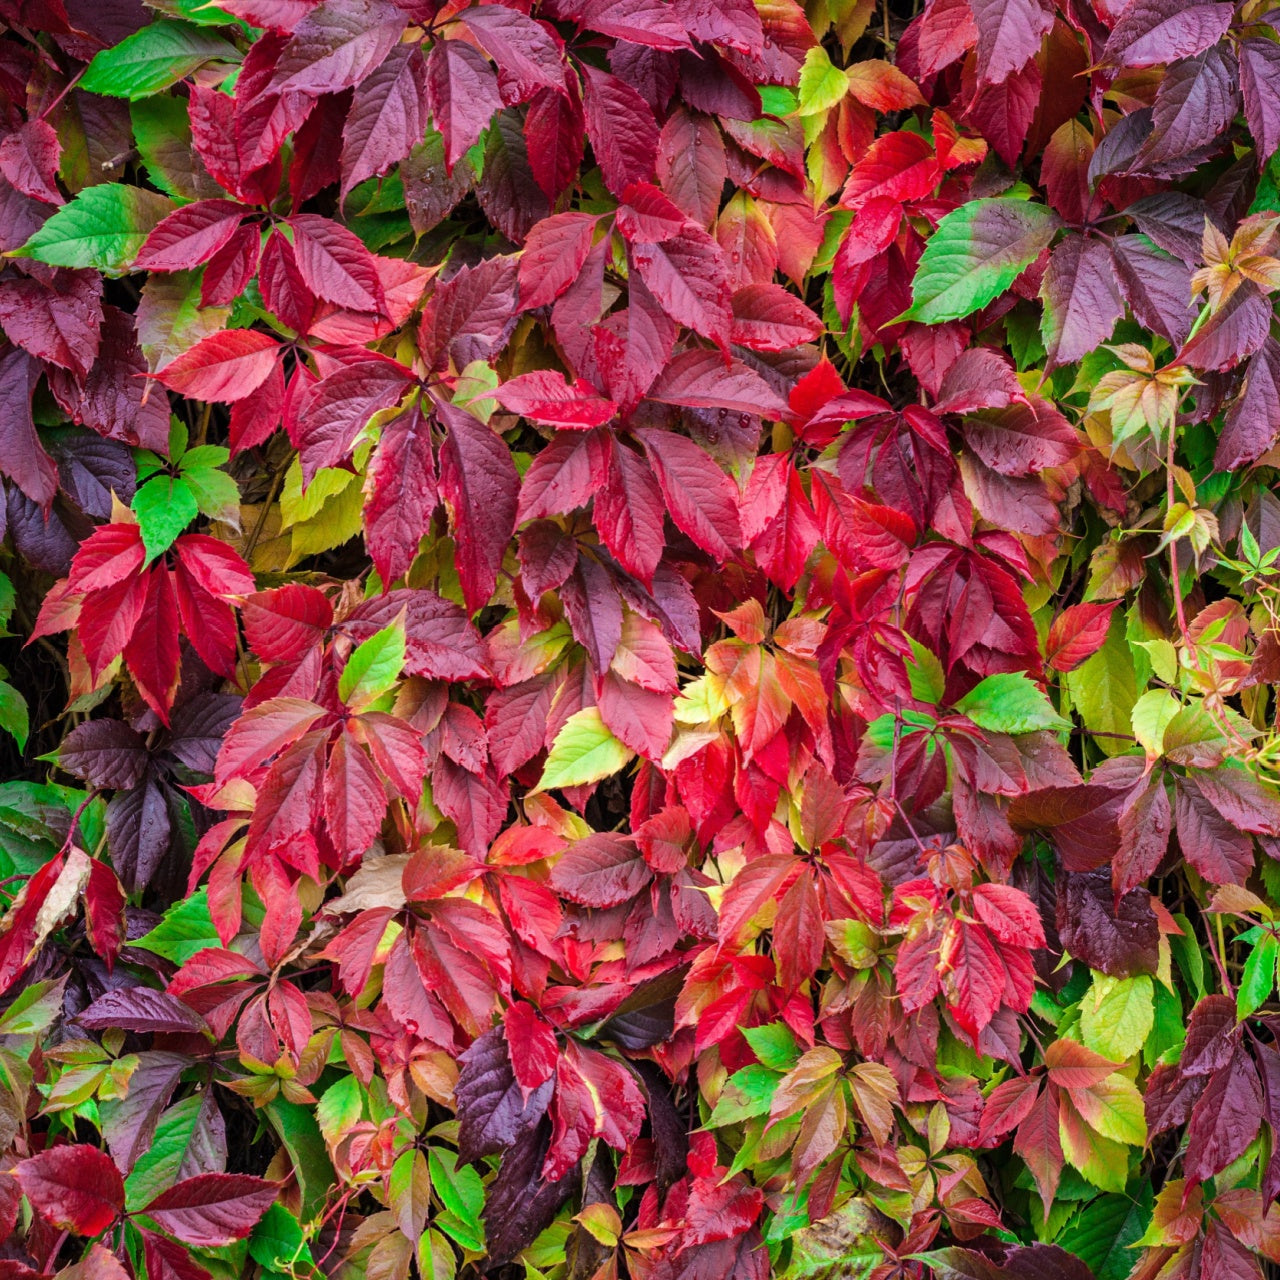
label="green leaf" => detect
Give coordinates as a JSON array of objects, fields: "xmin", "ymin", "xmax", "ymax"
[
  {"xmin": 0, "ymin": 571, "xmax": 16, "ymax": 633},
  {"xmin": 81, "ymin": 20, "xmax": 239, "ymax": 100},
  {"xmin": 907, "ymin": 198, "xmax": 1061, "ymax": 324},
  {"xmin": 1056, "ymin": 1185, "xmax": 1152, "ymax": 1280},
  {"xmin": 15, "ymin": 183, "xmax": 173, "ymax": 275},
  {"xmin": 265, "ymin": 1098, "xmax": 334, "ymax": 1223},
  {"xmin": 427, "ymin": 1149, "xmax": 484, "ymax": 1252},
  {"xmin": 134, "ymin": 888, "xmax": 220, "ymax": 964},
  {"xmin": 707, "ymin": 1064, "xmax": 779, "ymax": 1127},
  {"xmin": 133, "ymin": 473, "xmax": 199, "ymax": 562},
  {"xmin": 536, "ymin": 707, "xmax": 634, "ymax": 792},
  {"xmin": 0, "ymin": 682, "xmax": 28, "ymax": 752},
  {"xmin": 1238, "ymin": 932, "xmax": 1278, "ymax": 1020},
  {"xmin": 1080, "ymin": 973, "xmax": 1154, "ymax": 1062},
  {"xmin": 1130, "ymin": 688, "xmax": 1179, "ymax": 757},
  {"xmin": 316, "ymin": 1076, "xmax": 365, "ymax": 1146},
  {"xmin": 954, "ymin": 672, "xmax": 1068, "ymax": 734},
  {"xmin": 797, "ymin": 46, "xmax": 849, "ymax": 116},
  {"xmin": 338, "ymin": 622, "xmax": 406, "ymax": 709},
  {"xmin": 741, "ymin": 1022, "xmax": 801, "ymax": 1071},
  {"xmin": 1064, "ymin": 615, "xmax": 1137, "ymax": 757},
  {"xmin": 249, "ymin": 1203, "xmax": 312, "ymax": 1272},
  {"xmin": 905, "ymin": 638, "xmax": 945, "ymax": 705},
  {"xmin": 124, "ymin": 1094, "xmax": 209, "ymax": 1208},
  {"xmin": 0, "ymin": 976, "xmax": 66, "ymax": 1037},
  {"xmin": 181, "ymin": 453, "xmax": 240, "ymax": 524}
]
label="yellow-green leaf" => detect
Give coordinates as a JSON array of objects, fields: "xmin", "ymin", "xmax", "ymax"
[{"xmin": 536, "ymin": 708, "xmax": 634, "ymax": 791}]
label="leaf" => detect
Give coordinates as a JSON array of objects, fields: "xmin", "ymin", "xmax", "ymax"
[
  {"xmin": 494, "ymin": 370, "xmax": 617, "ymax": 428},
  {"xmin": 80, "ymin": 21, "xmax": 239, "ymax": 100},
  {"xmin": 16, "ymin": 183, "xmax": 173, "ymax": 275},
  {"xmin": 0, "ymin": 119, "xmax": 62, "ymax": 204},
  {"xmin": 1080, "ymin": 973, "xmax": 1155, "ymax": 1061},
  {"xmin": 630, "ymin": 228, "xmax": 732, "ymax": 351},
  {"xmin": 437, "ymin": 401, "xmax": 519, "ymax": 614},
  {"xmin": 1238, "ymin": 932, "xmax": 1278, "ymax": 1020},
  {"xmin": 536, "ymin": 708, "xmax": 634, "ymax": 792},
  {"xmin": 15, "ymin": 1145, "xmax": 125, "ymax": 1235},
  {"xmin": 338, "ymin": 621, "xmax": 405, "ymax": 709},
  {"xmin": 969, "ymin": 0, "xmax": 1054, "ymax": 85},
  {"xmin": 154, "ymin": 330, "xmax": 279, "ymax": 403},
  {"xmin": 425, "ymin": 39, "xmax": 503, "ymax": 173},
  {"xmin": 0, "ymin": 682, "xmax": 29, "ymax": 752},
  {"xmin": 135, "ymin": 200, "xmax": 247, "ymax": 273},
  {"xmin": 908, "ymin": 198, "xmax": 1061, "ymax": 324},
  {"xmin": 270, "ymin": 0, "xmax": 407, "ymax": 95},
  {"xmin": 140, "ymin": 1175, "xmax": 276, "ymax": 1247},
  {"xmin": 364, "ymin": 404, "xmax": 437, "ymax": 586},
  {"xmin": 517, "ymin": 212, "xmax": 598, "ymax": 311},
  {"xmin": 1101, "ymin": 0, "xmax": 1234, "ymax": 68},
  {"xmin": 1241, "ymin": 37, "xmax": 1280, "ymax": 163},
  {"xmin": 287, "ymin": 213, "xmax": 384, "ymax": 313},
  {"xmin": 1046, "ymin": 602, "xmax": 1118, "ymax": 672},
  {"xmin": 340, "ymin": 44, "xmax": 427, "ymax": 199},
  {"xmin": 954, "ymin": 673, "xmax": 1069, "ymax": 734},
  {"xmin": 580, "ymin": 64, "xmax": 659, "ymax": 196},
  {"xmin": 1040, "ymin": 235, "xmax": 1124, "ymax": 369},
  {"xmin": 797, "ymin": 46, "xmax": 849, "ymax": 116},
  {"xmin": 634, "ymin": 428, "xmax": 741, "ymax": 561}
]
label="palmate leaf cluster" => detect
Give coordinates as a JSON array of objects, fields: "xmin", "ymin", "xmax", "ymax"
[{"xmin": 3, "ymin": 0, "xmax": 1280, "ymax": 1278}]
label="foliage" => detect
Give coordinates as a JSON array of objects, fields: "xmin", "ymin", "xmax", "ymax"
[{"xmin": 4, "ymin": 1, "xmax": 1280, "ymax": 1279}]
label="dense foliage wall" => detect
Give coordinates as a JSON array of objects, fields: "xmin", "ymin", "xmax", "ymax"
[{"xmin": 3, "ymin": 0, "xmax": 1280, "ymax": 1277}]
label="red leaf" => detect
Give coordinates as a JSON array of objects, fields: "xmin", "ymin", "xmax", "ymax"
[
  {"xmin": 495, "ymin": 370, "xmax": 616, "ymax": 429},
  {"xmin": 123, "ymin": 566, "xmax": 181, "ymax": 723},
  {"xmin": 135, "ymin": 200, "xmax": 247, "ymax": 272},
  {"xmin": 242, "ymin": 584, "xmax": 333, "ymax": 662},
  {"xmin": 517, "ymin": 429, "xmax": 611, "ymax": 522},
  {"xmin": 634, "ymin": 427, "xmax": 742, "ymax": 560},
  {"xmin": 630, "ymin": 228, "xmax": 732, "ymax": 351},
  {"xmin": 971, "ymin": 882, "xmax": 1046, "ymax": 948},
  {"xmin": 968, "ymin": 0, "xmax": 1053, "ymax": 85},
  {"xmin": 426, "ymin": 38, "xmax": 504, "ymax": 172},
  {"xmin": 841, "ymin": 131, "xmax": 940, "ymax": 210},
  {"xmin": 517, "ymin": 213, "xmax": 599, "ymax": 311},
  {"xmin": 287, "ymin": 213, "xmax": 385, "ymax": 314},
  {"xmin": 524, "ymin": 78, "xmax": 586, "ymax": 202},
  {"xmin": 154, "ymin": 330, "xmax": 280, "ymax": 403},
  {"xmin": 596, "ymin": 437, "xmax": 666, "ymax": 584},
  {"xmin": 364, "ymin": 403, "xmax": 437, "ymax": 586},
  {"xmin": 551, "ymin": 833, "xmax": 651, "ymax": 907},
  {"xmin": 15, "ymin": 1145, "xmax": 124, "ymax": 1236},
  {"xmin": 437, "ymin": 400, "xmax": 519, "ymax": 614},
  {"xmin": 141, "ymin": 1174, "xmax": 276, "ymax": 1247},
  {"xmin": 646, "ymin": 348, "xmax": 788, "ymax": 418},
  {"xmin": 657, "ymin": 107, "xmax": 727, "ymax": 229},
  {"xmin": 67, "ymin": 521, "xmax": 145, "ymax": 598},
  {"xmin": 83, "ymin": 859, "xmax": 126, "ymax": 971},
  {"xmin": 579, "ymin": 63, "xmax": 660, "ymax": 196},
  {"xmin": 1045, "ymin": 601, "xmax": 1118, "ymax": 672},
  {"xmin": 502, "ymin": 1002, "xmax": 558, "ymax": 1097},
  {"xmin": 730, "ymin": 283, "xmax": 824, "ymax": 351},
  {"xmin": 324, "ymin": 727, "xmax": 387, "ymax": 859}
]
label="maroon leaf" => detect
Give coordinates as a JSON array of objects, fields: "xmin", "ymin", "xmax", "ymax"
[
  {"xmin": 1185, "ymin": 1048, "xmax": 1264, "ymax": 1185},
  {"xmin": 0, "ymin": 268, "xmax": 102, "ymax": 379},
  {"xmin": 0, "ymin": 347, "xmax": 56, "ymax": 508},
  {"xmin": 646, "ymin": 348, "xmax": 788, "ymax": 418},
  {"xmin": 657, "ymin": 107, "xmax": 726, "ymax": 229},
  {"xmin": 295, "ymin": 357, "xmax": 413, "ymax": 481},
  {"xmin": 141, "ymin": 1175, "xmax": 276, "ymax": 1247},
  {"xmin": 269, "ymin": 0, "xmax": 406, "ymax": 95},
  {"xmin": 580, "ymin": 63, "xmax": 660, "ymax": 196},
  {"xmin": 630, "ymin": 228, "xmax": 732, "ymax": 351},
  {"xmin": 1241, "ymin": 37, "xmax": 1280, "ymax": 162},
  {"xmin": 1100, "ymin": 0, "xmax": 1234, "ymax": 68},
  {"xmin": 426, "ymin": 39, "xmax": 504, "ymax": 173},
  {"xmin": 79, "ymin": 987, "xmax": 208, "ymax": 1035},
  {"xmin": 437, "ymin": 401, "xmax": 519, "ymax": 614},
  {"xmin": 1137, "ymin": 46, "xmax": 1237, "ymax": 167},
  {"xmin": 1111, "ymin": 234, "xmax": 1195, "ymax": 347},
  {"xmin": 968, "ymin": 0, "xmax": 1053, "ymax": 86},
  {"xmin": 340, "ymin": 43, "xmax": 427, "ymax": 199},
  {"xmin": 59, "ymin": 718, "xmax": 148, "ymax": 789},
  {"xmin": 1040, "ymin": 235, "xmax": 1124, "ymax": 370},
  {"xmin": 730, "ymin": 283, "xmax": 824, "ymax": 351},
  {"xmin": 343, "ymin": 587, "xmax": 489, "ymax": 681},
  {"xmin": 1217, "ymin": 336, "xmax": 1280, "ymax": 470},
  {"xmin": 459, "ymin": 6, "xmax": 564, "ymax": 104},
  {"xmin": 0, "ymin": 119, "xmax": 61, "ymax": 204}
]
